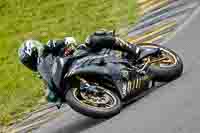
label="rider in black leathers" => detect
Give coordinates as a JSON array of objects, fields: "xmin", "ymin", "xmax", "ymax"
[{"xmin": 18, "ymin": 30, "xmax": 144, "ymax": 103}]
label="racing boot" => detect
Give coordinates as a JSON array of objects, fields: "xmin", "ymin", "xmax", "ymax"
[
  {"xmin": 118, "ymin": 41, "xmax": 160, "ymax": 63},
  {"xmin": 136, "ymin": 45, "xmax": 160, "ymax": 62}
]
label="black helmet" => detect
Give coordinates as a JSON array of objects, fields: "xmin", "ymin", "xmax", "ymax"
[{"xmin": 18, "ymin": 40, "xmax": 43, "ymax": 71}]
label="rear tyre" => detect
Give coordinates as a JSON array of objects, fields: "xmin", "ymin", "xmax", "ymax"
[{"xmin": 138, "ymin": 43, "xmax": 183, "ymax": 82}]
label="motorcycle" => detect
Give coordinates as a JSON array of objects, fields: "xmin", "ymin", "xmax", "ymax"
[{"xmin": 51, "ymin": 36, "xmax": 183, "ymax": 118}]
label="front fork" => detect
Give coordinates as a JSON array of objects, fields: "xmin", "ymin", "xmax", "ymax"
[{"xmin": 78, "ymin": 77, "xmax": 101, "ymax": 95}]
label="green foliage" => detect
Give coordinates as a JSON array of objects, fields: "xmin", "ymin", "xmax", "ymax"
[{"xmin": 0, "ymin": 0, "xmax": 137, "ymax": 125}]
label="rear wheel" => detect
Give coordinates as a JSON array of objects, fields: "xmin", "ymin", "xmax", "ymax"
[
  {"xmin": 65, "ymin": 82, "xmax": 122, "ymax": 118},
  {"xmin": 138, "ymin": 43, "xmax": 183, "ymax": 82}
]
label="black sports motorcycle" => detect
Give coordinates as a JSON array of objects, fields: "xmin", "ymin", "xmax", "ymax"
[{"xmin": 52, "ymin": 37, "xmax": 183, "ymax": 118}]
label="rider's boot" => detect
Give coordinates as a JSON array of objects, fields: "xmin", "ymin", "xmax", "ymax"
[
  {"xmin": 117, "ymin": 41, "xmax": 160, "ymax": 63},
  {"xmin": 136, "ymin": 45, "xmax": 160, "ymax": 61}
]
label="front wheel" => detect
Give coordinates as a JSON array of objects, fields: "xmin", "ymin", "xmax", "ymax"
[
  {"xmin": 138, "ymin": 43, "xmax": 183, "ymax": 82},
  {"xmin": 65, "ymin": 84, "xmax": 122, "ymax": 118}
]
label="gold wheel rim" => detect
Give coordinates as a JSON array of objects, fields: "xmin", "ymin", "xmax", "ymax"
[
  {"xmin": 72, "ymin": 87, "xmax": 117, "ymax": 110},
  {"xmin": 141, "ymin": 45, "xmax": 177, "ymax": 67}
]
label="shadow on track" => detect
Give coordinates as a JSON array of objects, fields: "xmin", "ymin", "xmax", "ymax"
[
  {"xmin": 57, "ymin": 82, "xmax": 169, "ymax": 133},
  {"xmin": 54, "ymin": 117, "xmax": 106, "ymax": 133}
]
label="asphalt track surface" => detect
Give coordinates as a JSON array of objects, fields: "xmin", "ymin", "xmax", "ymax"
[{"xmin": 33, "ymin": 6, "xmax": 200, "ymax": 133}]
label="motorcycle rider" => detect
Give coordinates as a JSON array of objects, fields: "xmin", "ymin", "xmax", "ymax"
[{"xmin": 18, "ymin": 30, "xmax": 158, "ymax": 103}]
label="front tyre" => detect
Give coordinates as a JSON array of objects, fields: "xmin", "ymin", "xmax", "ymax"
[{"xmin": 65, "ymin": 85, "xmax": 122, "ymax": 118}]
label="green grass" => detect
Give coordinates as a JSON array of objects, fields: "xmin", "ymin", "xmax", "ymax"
[{"xmin": 0, "ymin": 0, "xmax": 138, "ymax": 125}]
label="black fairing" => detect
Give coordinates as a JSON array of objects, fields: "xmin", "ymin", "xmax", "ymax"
[
  {"xmin": 64, "ymin": 54, "xmax": 134, "ymax": 99},
  {"xmin": 51, "ymin": 48, "xmax": 142, "ymax": 100}
]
